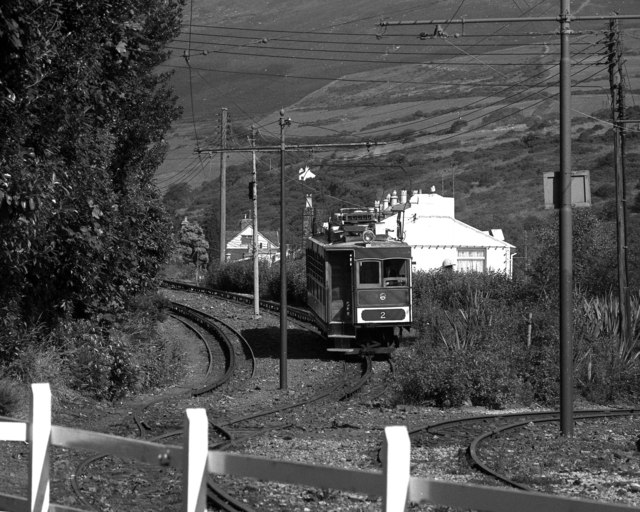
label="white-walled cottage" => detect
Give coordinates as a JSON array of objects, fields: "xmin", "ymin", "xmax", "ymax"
[
  {"xmin": 225, "ymin": 215, "xmax": 280, "ymax": 263},
  {"xmin": 375, "ymin": 189, "xmax": 515, "ymax": 276}
]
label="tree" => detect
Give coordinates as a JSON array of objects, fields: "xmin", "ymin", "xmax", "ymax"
[
  {"xmin": 177, "ymin": 218, "xmax": 210, "ymax": 284},
  {"xmin": 0, "ymin": 0, "xmax": 184, "ymax": 328},
  {"xmin": 163, "ymin": 183, "xmax": 193, "ymax": 212},
  {"xmin": 527, "ymin": 209, "xmax": 617, "ymax": 299}
]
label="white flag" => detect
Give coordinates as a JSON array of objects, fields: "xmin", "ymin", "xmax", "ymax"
[{"xmin": 298, "ymin": 166, "xmax": 316, "ymax": 181}]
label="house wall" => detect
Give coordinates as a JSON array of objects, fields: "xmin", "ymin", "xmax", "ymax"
[
  {"xmin": 375, "ymin": 192, "xmax": 514, "ymax": 276},
  {"xmin": 410, "ymin": 245, "xmax": 512, "ymax": 274},
  {"xmin": 226, "ymin": 226, "xmax": 279, "ymax": 262}
]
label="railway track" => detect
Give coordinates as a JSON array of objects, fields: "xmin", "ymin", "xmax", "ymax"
[
  {"xmin": 70, "ymin": 299, "xmax": 255, "ymax": 510},
  {"xmin": 408, "ymin": 408, "xmax": 640, "ymax": 493},
  {"xmin": 162, "ymin": 279, "xmax": 314, "ymax": 325},
  {"xmin": 71, "ymin": 286, "xmax": 381, "ymax": 511}
]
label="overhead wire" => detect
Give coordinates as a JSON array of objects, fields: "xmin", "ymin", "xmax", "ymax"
[
  {"xmin": 162, "ymin": 2, "xmax": 618, "ymax": 177},
  {"xmin": 380, "ymin": 62, "xmax": 610, "ymax": 147},
  {"xmin": 357, "ymin": 36, "xmax": 608, "ymax": 137},
  {"xmin": 180, "ymin": 0, "xmax": 210, "ymax": 182}
]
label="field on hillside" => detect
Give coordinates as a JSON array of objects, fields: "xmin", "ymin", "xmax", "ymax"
[
  {"xmin": 157, "ymin": 0, "xmax": 640, "ymax": 283},
  {"xmin": 157, "ymin": 0, "xmax": 640, "ymax": 188}
]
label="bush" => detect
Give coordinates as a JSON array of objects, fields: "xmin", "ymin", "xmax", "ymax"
[
  {"xmin": 396, "ymin": 270, "xmax": 561, "ymax": 408},
  {"xmin": 207, "ymin": 257, "xmax": 307, "ymax": 305},
  {"xmin": 0, "ymin": 379, "xmax": 23, "ymax": 416},
  {"xmin": 392, "ymin": 342, "xmax": 529, "ymax": 409},
  {"xmin": 1, "ymin": 290, "xmax": 183, "ymax": 402}
]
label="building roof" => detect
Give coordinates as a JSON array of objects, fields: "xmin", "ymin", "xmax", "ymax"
[
  {"xmin": 226, "ymin": 225, "xmax": 279, "ymax": 248},
  {"xmin": 404, "ymin": 215, "xmax": 514, "ymax": 248}
]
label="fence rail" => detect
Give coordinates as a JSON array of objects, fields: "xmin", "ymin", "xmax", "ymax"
[{"xmin": 0, "ymin": 384, "xmax": 637, "ymax": 512}]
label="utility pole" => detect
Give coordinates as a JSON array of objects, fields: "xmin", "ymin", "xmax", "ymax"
[
  {"xmin": 219, "ymin": 108, "xmax": 228, "ymax": 263},
  {"xmin": 608, "ymin": 18, "xmax": 631, "ymax": 345},
  {"xmin": 250, "ymin": 124, "xmax": 260, "ymax": 319},
  {"xmin": 279, "ymin": 110, "xmax": 291, "ymax": 390},
  {"xmin": 558, "ymin": 0, "xmax": 573, "ymax": 437}
]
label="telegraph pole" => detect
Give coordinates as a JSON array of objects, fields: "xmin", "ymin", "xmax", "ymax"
[
  {"xmin": 250, "ymin": 124, "xmax": 260, "ymax": 319},
  {"xmin": 608, "ymin": 18, "xmax": 631, "ymax": 345},
  {"xmin": 219, "ymin": 108, "xmax": 228, "ymax": 263},
  {"xmin": 279, "ymin": 110, "xmax": 291, "ymax": 389},
  {"xmin": 558, "ymin": 0, "xmax": 573, "ymax": 437}
]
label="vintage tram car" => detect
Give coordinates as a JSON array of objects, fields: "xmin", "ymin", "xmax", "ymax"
[{"xmin": 306, "ymin": 208, "xmax": 412, "ymax": 352}]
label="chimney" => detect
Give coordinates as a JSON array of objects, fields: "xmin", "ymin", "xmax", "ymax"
[
  {"xmin": 383, "ymin": 194, "xmax": 390, "ymax": 210},
  {"xmin": 400, "ymin": 190, "xmax": 407, "ymax": 203},
  {"xmin": 390, "ymin": 190, "xmax": 398, "ymax": 206},
  {"xmin": 240, "ymin": 213, "xmax": 252, "ymax": 230}
]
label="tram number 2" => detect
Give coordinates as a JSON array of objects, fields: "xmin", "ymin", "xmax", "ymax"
[{"xmin": 380, "ymin": 311, "xmax": 386, "ymax": 319}]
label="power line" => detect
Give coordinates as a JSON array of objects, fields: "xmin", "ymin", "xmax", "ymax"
[
  {"xmin": 171, "ymin": 30, "xmax": 596, "ymax": 48},
  {"xmin": 358, "ymin": 40, "xmax": 606, "ymax": 137},
  {"xmin": 166, "ymin": 43, "xmax": 602, "ymax": 66}
]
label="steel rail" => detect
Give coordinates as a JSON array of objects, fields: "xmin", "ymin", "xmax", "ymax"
[{"xmin": 467, "ymin": 408, "xmax": 640, "ymax": 490}]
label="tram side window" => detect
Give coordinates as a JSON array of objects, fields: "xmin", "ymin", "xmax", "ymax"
[
  {"xmin": 383, "ymin": 259, "xmax": 408, "ymax": 286},
  {"xmin": 359, "ymin": 261, "xmax": 380, "ymax": 286}
]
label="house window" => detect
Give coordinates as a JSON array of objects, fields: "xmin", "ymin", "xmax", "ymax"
[
  {"xmin": 241, "ymin": 235, "xmax": 252, "ymax": 246},
  {"xmin": 457, "ymin": 248, "xmax": 486, "ymax": 272}
]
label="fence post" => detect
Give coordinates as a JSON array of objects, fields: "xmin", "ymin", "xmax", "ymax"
[
  {"xmin": 28, "ymin": 383, "xmax": 51, "ymax": 512},
  {"xmin": 181, "ymin": 408, "xmax": 208, "ymax": 512},
  {"xmin": 382, "ymin": 426, "xmax": 410, "ymax": 512}
]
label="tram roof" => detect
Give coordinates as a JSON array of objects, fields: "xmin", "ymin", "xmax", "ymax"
[{"xmin": 308, "ymin": 236, "xmax": 411, "ymax": 259}]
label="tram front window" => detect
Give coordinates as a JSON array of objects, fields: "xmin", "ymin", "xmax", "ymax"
[
  {"xmin": 383, "ymin": 259, "xmax": 408, "ymax": 286},
  {"xmin": 359, "ymin": 261, "xmax": 380, "ymax": 286}
]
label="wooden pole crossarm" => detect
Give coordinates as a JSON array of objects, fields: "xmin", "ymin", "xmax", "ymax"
[
  {"xmin": 379, "ymin": 13, "xmax": 640, "ymax": 27},
  {"xmin": 195, "ymin": 141, "xmax": 385, "ymax": 154}
]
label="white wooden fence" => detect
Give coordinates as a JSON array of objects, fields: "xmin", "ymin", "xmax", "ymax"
[{"xmin": 0, "ymin": 384, "xmax": 638, "ymax": 512}]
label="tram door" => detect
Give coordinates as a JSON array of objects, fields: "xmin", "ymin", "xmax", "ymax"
[{"xmin": 328, "ymin": 251, "xmax": 353, "ymax": 324}]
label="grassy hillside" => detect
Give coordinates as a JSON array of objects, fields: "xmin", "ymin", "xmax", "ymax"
[{"xmin": 158, "ymin": 0, "xmax": 640, "ymax": 282}]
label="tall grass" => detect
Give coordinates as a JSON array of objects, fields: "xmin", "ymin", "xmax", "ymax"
[{"xmin": 580, "ymin": 291, "xmax": 640, "ymax": 365}]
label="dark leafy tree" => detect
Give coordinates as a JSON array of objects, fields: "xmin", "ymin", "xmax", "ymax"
[
  {"xmin": 177, "ymin": 218, "xmax": 209, "ymax": 284},
  {"xmin": 527, "ymin": 209, "xmax": 617, "ymax": 300},
  {"xmin": 0, "ymin": 0, "xmax": 184, "ymax": 330},
  {"xmin": 163, "ymin": 183, "xmax": 193, "ymax": 212}
]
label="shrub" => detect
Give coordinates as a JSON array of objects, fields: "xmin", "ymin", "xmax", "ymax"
[
  {"xmin": 0, "ymin": 379, "xmax": 23, "ymax": 416},
  {"xmin": 397, "ymin": 270, "xmax": 562, "ymax": 408},
  {"xmin": 207, "ymin": 257, "xmax": 307, "ymax": 305},
  {"xmin": 392, "ymin": 342, "xmax": 530, "ymax": 409}
]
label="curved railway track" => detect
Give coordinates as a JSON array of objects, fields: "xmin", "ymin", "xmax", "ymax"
[
  {"xmin": 408, "ymin": 408, "xmax": 640, "ymax": 492},
  {"xmin": 71, "ymin": 299, "xmax": 255, "ymax": 511},
  {"xmin": 71, "ymin": 288, "xmax": 380, "ymax": 511},
  {"xmin": 162, "ymin": 279, "xmax": 314, "ymax": 325}
]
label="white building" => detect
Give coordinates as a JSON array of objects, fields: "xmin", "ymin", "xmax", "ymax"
[
  {"xmin": 226, "ymin": 216, "xmax": 280, "ymax": 263},
  {"xmin": 376, "ymin": 189, "xmax": 515, "ymax": 276}
]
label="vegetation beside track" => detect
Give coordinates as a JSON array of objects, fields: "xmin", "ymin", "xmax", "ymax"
[{"xmin": 183, "ymin": 247, "xmax": 640, "ymax": 411}]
